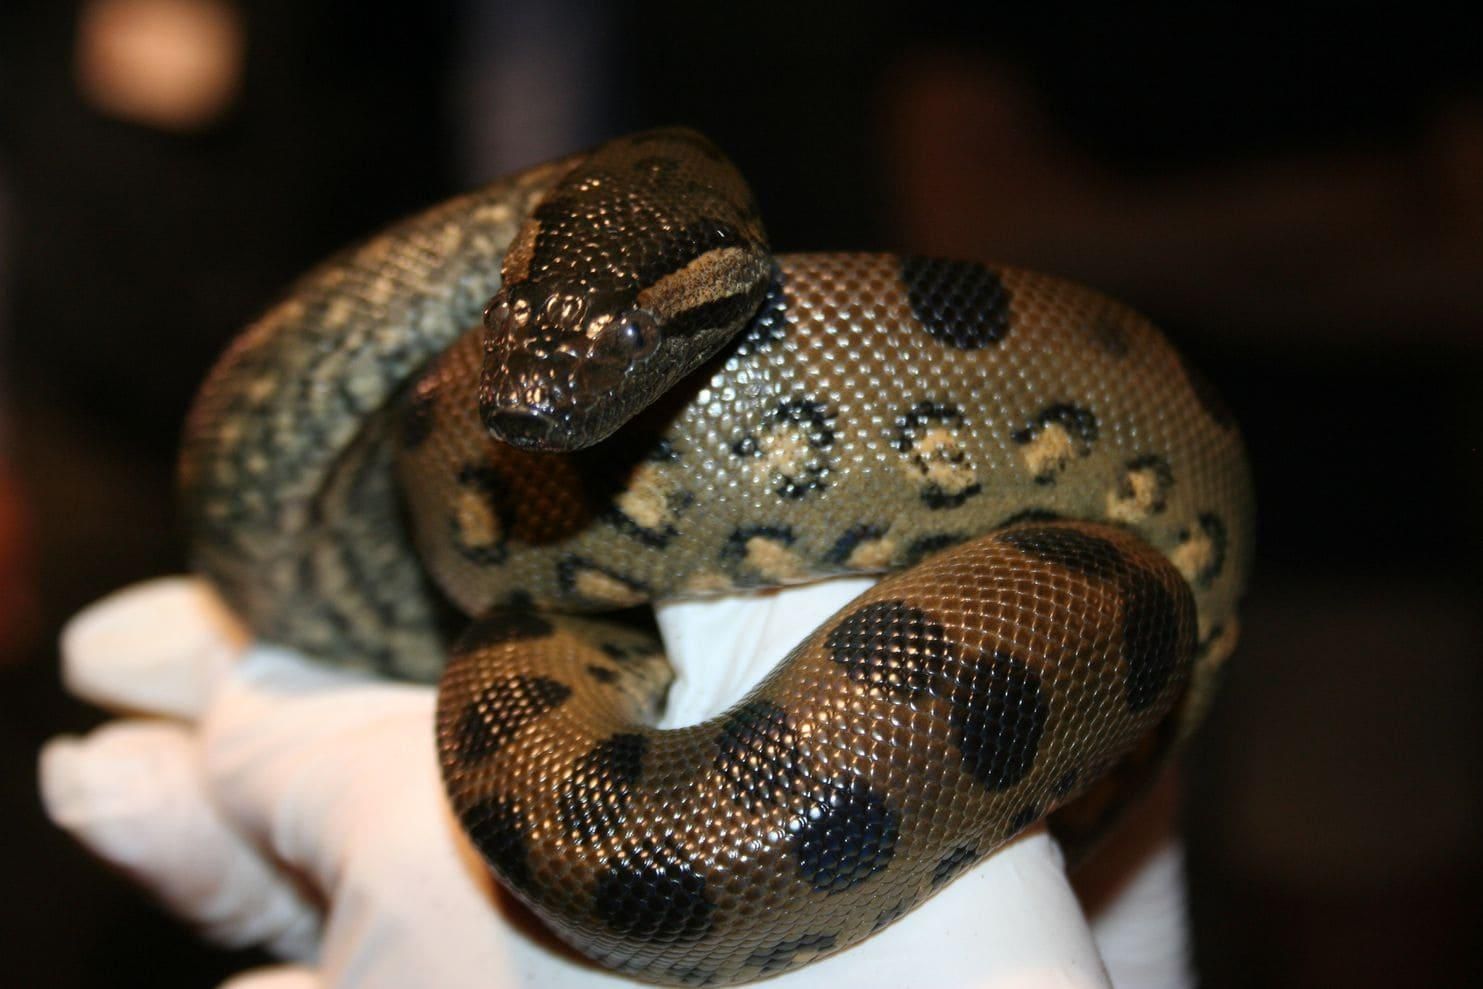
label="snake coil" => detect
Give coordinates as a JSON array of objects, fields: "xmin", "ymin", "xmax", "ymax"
[{"xmin": 182, "ymin": 129, "xmax": 1252, "ymax": 985}]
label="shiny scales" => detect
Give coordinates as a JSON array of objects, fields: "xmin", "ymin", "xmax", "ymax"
[{"xmin": 181, "ymin": 129, "xmax": 1253, "ymax": 986}]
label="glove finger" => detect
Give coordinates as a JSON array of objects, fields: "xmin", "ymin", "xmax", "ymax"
[
  {"xmin": 219, "ymin": 964, "xmax": 323, "ymax": 989},
  {"xmin": 1076, "ymin": 769, "xmax": 1191, "ymax": 989},
  {"xmin": 200, "ymin": 643, "xmax": 438, "ymax": 873},
  {"xmin": 39, "ymin": 718, "xmax": 321, "ymax": 958},
  {"xmin": 1090, "ymin": 841, "xmax": 1191, "ymax": 989},
  {"xmin": 200, "ymin": 651, "xmax": 531, "ymax": 988},
  {"xmin": 61, "ymin": 576, "xmax": 248, "ymax": 720},
  {"xmin": 654, "ymin": 576, "xmax": 877, "ymax": 728}
]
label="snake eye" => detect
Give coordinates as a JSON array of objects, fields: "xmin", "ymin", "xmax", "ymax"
[
  {"xmin": 596, "ymin": 311, "xmax": 660, "ymax": 363},
  {"xmin": 623, "ymin": 313, "xmax": 660, "ymax": 360}
]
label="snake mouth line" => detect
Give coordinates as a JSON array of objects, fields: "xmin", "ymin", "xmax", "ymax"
[{"xmin": 484, "ymin": 406, "xmax": 569, "ymax": 451}]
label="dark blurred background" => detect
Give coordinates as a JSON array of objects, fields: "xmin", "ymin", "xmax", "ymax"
[{"xmin": 1, "ymin": 2, "xmax": 1479, "ymax": 986}]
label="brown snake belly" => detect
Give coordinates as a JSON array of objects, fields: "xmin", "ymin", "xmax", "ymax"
[{"xmin": 181, "ymin": 136, "xmax": 1252, "ymax": 985}]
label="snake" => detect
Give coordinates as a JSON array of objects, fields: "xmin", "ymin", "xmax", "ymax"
[{"xmin": 181, "ymin": 128, "xmax": 1253, "ymax": 985}]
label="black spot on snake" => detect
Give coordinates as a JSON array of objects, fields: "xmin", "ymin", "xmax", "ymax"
[
  {"xmin": 732, "ymin": 398, "xmax": 836, "ymax": 500},
  {"xmin": 586, "ymin": 664, "xmax": 618, "ymax": 684},
  {"xmin": 427, "ymin": 584, "xmax": 472, "ymax": 646},
  {"xmin": 556, "ymin": 555, "xmax": 648, "ymax": 601},
  {"xmin": 1118, "ymin": 454, "xmax": 1175, "ymax": 514},
  {"xmin": 721, "ymin": 524, "xmax": 794, "ymax": 553},
  {"xmin": 1008, "ymin": 804, "xmax": 1040, "ymax": 836},
  {"xmin": 792, "ymin": 774, "xmax": 900, "ymax": 894},
  {"xmin": 871, "ymin": 900, "xmax": 909, "ymax": 933},
  {"xmin": 664, "ymin": 279, "xmax": 770, "ymax": 339},
  {"xmin": 720, "ymin": 526, "xmax": 796, "ymax": 582},
  {"xmin": 649, "ymin": 438, "xmax": 681, "ymax": 463},
  {"xmin": 999, "ymin": 508, "xmax": 1062, "ymax": 527},
  {"xmin": 1195, "ymin": 624, "xmax": 1226, "ymax": 660},
  {"xmin": 900, "ymin": 256, "xmax": 1012, "ymax": 349},
  {"xmin": 451, "ymin": 464, "xmax": 515, "ymax": 566},
  {"xmin": 998, "ymin": 525, "xmax": 1127, "ymax": 582},
  {"xmin": 1011, "ymin": 403, "xmax": 1100, "ymax": 483},
  {"xmin": 593, "ymin": 840, "xmax": 714, "ymax": 943},
  {"xmin": 399, "ymin": 388, "xmax": 437, "ymax": 449},
  {"xmin": 931, "ymin": 845, "xmax": 980, "ymax": 888},
  {"xmin": 649, "ymin": 961, "xmax": 719, "ymax": 988},
  {"xmin": 905, "ymin": 532, "xmax": 967, "ymax": 565},
  {"xmin": 633, "ymin": 220, "xmax": 755, "ymax": 296},
  {"xmin": 452, "ymin": 675, "xmax": 571, "ymax": 764},
  {"xmin": 892, "ymin": 401, "xmax": 982, "ymax": 509},
  {"xmin": 777, "ymin": 399, "xmax": 836, "ymax": 443},
  {"xmin": 714, "ymin": 700, "xmax": 805, "ymax": 809},
  {"xmin": 883, "ymin": 400, "xmax": 955, "ymax": 450},
  {"xmin": 943, "ymin": 651, "xmax": 1048, "ymax": 791},
  {"xmin": 747, "ymin": 933, "xmax": 839, "ymax": 975},
  {"xmin": 600, "ymin": 641, "xmax": 653, "ymax": 664},
  {"xmin": 1192, "ymin": 513, "xmax": 1228, "ymax": 587},
  {"xmin": 826, "ymin": 600, "xmax": 951, "ymax": 697},
  {"xmin": 1054, "ymin": 769, "xmax": 1080, "ymax": 798},
  {"xmin": 1087, "ymin": 316, "xmax": 1131, "ymax": 357},
  {"xmin": 734, "ymin": 267, "xmax": 790, "ymax": 353},
  {"xmin": 1178, "ymin": 354, "xmax": 1238, "ymax": 429},
  {"xmin": 890, "ymin": 401, "xmax": 964, "ymax": 451},
  {"xmin": 458, "ymin": 611, "xmax": 554, "ymax": 652},
  {"xmin": 824, "ymin": 524, "xmax": 887, "ymax": 567},
  {"xmin": 605, "ymin": 493, "xmax": 690, "ymax": 549},
  {"xmin": 1120, "ymin": 569, "xmax": 1193, "ymax": 713},
  {"xmin": 559, "ymin": 733, "xmax": 648, "ymax": 842},
  {"xmin": 457, "ymin": 794, "xmax": 534, "ymax": 892},
  {"xmin": 920, "ymin": 479, "xmax": 980, "ymax": 511}
]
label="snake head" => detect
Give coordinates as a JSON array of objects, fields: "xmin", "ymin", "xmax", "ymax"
[
  {"xmin": 478, "ymin": 286, "xmax": 667, "ymax": 450},
  {"xmin": 477, "ymin": 127, "xmax": 770, "ymax": 452}
]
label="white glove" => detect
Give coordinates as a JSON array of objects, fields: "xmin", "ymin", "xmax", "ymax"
[{"xmin": 39, "ymin": 576, "xmax": 1191, "ymax": 989}]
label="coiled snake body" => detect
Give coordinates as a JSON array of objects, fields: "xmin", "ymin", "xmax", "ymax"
[{"xmin": 182, "ymin": 129, "xmax": 1253, "ymax": 985}]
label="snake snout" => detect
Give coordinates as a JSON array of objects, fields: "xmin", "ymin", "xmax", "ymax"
[
  {"xmin": 485, "ymin": 406, "xmax": 563, "ymax": 450},
  {"xmin": 480, "ymin": 344, "xmax": 586, "ymax": 449}
]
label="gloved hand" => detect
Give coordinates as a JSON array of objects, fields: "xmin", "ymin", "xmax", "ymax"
[{"xmin": 39, "ymin": 576, "xmax": 1190, "ymax": 989}]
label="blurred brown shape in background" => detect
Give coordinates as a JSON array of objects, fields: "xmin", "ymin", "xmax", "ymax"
[
  {"xmin": 75, "ymin": 0, "xmax": 244, "ymax": 132},
  {"xmin": 885, "ymin": 50, "xmax": 1483, "ymax": 344}
]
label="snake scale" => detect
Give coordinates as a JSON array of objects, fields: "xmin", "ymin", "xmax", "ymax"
[{"xmin": 182, "ymin": 128, "xmax": 1253, "ymax": 985}]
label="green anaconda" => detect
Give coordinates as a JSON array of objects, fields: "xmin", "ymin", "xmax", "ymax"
[{"xmin": 181, "ymin": 128, "xmax": 1253, "ymax": 986}]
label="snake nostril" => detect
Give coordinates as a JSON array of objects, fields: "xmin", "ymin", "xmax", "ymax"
[{"xmin": 484, "ymin": 294, "xmax": 513, "ymax": 333}]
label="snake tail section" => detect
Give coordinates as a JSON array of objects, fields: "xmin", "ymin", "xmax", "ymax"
[{"xmin": 438, "ymin": 520, "xmax": 1196, "ymax": 987}]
